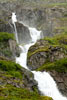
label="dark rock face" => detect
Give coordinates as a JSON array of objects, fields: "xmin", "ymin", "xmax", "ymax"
[
  {"xmin": 49, "ymin": 71, "xmax": 67, "ymax": 97},
  {"xmin": 15, "ymin": 22, "xmax": 31, "ymax": 44}
]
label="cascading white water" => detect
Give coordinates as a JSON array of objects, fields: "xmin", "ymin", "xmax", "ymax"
[
  {"xmin": 16, "ymin": 28, "xmax": 41, "ymax": 70},
  {"xmin": 12, "ymin": 13, "xmax": 67, "ymax": 100},
  {"xmin": 33, "ymin": 71, "xmax": 67, "ymax": 100},
  {"xmin": 12, "ymin": 13, "xmax": 19, "ymax": 43}
]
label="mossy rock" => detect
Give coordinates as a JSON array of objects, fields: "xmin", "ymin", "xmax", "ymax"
[
  {"xmin": 27, "ymin": 33, "xmax": 67, "ymax": 70},
  {"xmin": 28, "ymin": 33, "xmax": 67, "ymax": 58}
]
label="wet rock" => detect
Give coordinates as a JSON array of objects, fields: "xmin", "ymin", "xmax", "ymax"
[{"xmin": 15, "ymin": 22, "xmax": 32, "ymax": 44}]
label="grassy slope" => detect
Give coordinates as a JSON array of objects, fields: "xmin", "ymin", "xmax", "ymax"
[
  {"xmin": 0, "ymin": 32, "xmax": 53, "ymax": 100},
  {"xmin": 0, "ymin": 60, "xmax": 53, "ymax": 100}
]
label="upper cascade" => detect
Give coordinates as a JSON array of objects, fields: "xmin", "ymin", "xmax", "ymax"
[
  {"xmin": 11, "ymin": 12, "xmax": 19, "ymax": 43},
  {"xmin": 12, "ymin": 12, "xmax": 17, "ymax": 24}
]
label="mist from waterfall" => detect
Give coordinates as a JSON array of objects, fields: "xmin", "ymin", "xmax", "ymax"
[{"xmin": 12, "ymin": 13, "xmax": 67, "ymax": 100}]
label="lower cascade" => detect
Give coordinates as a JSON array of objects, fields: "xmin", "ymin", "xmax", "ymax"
[{"xmin": 12, "ymin": 13, "xmax": 67, "ymax": 100}]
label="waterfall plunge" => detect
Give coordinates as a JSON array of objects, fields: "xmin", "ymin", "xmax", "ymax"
[
  {"xmin": 12, "ymin": 13, "xmax": 67, "ymax": 100},
  {"xmin": 12, "ymin": 13, "xmax": 19, "ymax": 43}
]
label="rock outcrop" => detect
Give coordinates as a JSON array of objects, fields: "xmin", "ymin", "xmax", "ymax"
[
  {"xmin": 27, "ymin": 36, "xmax": 67, "ymax": 70},
  {"xmin": 27, "ymin": 33, "xmax": 67, "ymax": 96}
]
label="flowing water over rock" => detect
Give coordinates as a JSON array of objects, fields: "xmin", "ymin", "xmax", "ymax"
[
  {"xmin": 12, "ymin": 13, "xmax": 19, "ymax": 43},
  {"xmin": 12, "ymin": 13, "xmax": 67, "ymax": 100}
]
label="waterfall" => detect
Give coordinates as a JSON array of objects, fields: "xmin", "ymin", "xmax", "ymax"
[
  {"xmin": 12, "ymin": 13, "xmax": 19, "ymax": 43},
  {"xmin": 33, "ymin": 71, "xmax": 67, "ymax": 100},
  {"xmin": 16, "ymin": 28, "xmax": 41, "ymax": 69},
  {"xmin": 13, "ymin": 13, "xmax": 67, "ymax": 100}
]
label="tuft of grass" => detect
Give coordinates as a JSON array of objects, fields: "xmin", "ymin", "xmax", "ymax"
[
  {"xmin": 37, "ymin": 58, "xmax": 67, "ymax": 73},
  {"xmin": 0, "ymin": 32, "xmax": 15, "ymax": 42},
  {"xmin": 0, "ymin": 60, "xmax": 22, "ymax": 79}
]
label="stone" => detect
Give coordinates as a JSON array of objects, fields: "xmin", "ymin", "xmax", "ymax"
[{"xmin": 15, "ymin": 22, "xmax": 32, "ymax": 44}]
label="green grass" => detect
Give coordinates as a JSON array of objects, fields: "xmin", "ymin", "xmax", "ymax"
[
  {"xmin": 0, "ymin": 84, "xmax": 53, "ymax": 100},
  {"xmin": 0, "ymin": 32, "xmax": 15, "ymax": 42},
  {"xmin": 0, "ymin": 60, "xmax": 22, "ymax": 79},
  {"xmin": 28, "ymin": 33, "xmax": 67, "ymax": 58},
  {"xmin": 37, "ymin": 58, "xmax": 67, "ymax": 72}
]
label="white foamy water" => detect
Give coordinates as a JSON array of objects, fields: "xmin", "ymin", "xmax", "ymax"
[
  {"xmin": 12, "ymin": 12, "xmax": 17, "ymax": 24},
  {"xmin": 16, "ymin": 28, "xmax": 41, "ymax": 70},
  {"xmin": 12, "ymin": 13, "xmax": 67, "ymax": 100},
  {"xmin": 12, "ymin": 12, "xmax": 19, "ymax": 43},
  {"xmin": 29, "ymin": 27, "xmax": 41, "ymax": 42},
  {"xmin": 33, "ymin": 71, "xmax": 67, "ymax": 100}
]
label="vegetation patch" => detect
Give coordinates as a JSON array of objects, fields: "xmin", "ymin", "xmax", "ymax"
[
  {"xmin": 37, "ymin": 58, "xmax": 67, "ymax": 73},
  {"xmin": 28, "ymin": 33, "xmax": 67, "ymax": 58},
  {"xmin": 0, "ymin": 60, "xmax": 22, "ymax": 79},
  {"xmin": 0, "ymin": 32, "xmax": 15, "ymax": 42},
  {"xmin": 0, "ymin": 84, "xmax": 53, "ymax": 100}
]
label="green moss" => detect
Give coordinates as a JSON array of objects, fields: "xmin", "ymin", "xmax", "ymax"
[
  {"xmin": 0, "ymin": 84, "xmax": 53, "ymax": 100},
  {"xmin": 28, "ymin": 33, "xmax": 67, "ymax": 59},
  {"xmin": 0, "ymin": 60, "xmax": 22, "ymax": 79},
  {"xmin": 37, "ymin": 58, "xmax": 67, "ymax": 72},
  {"xmin": 0, "ymin": 32, "xmax": 15, "ymax": 42},
  {"xmin": 28, "ymin": 46, "xmax": 49, "ymax": 58},
  {"xmin": 45, "ymin": 33, "xmax": 67, "ymax": 44}
]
